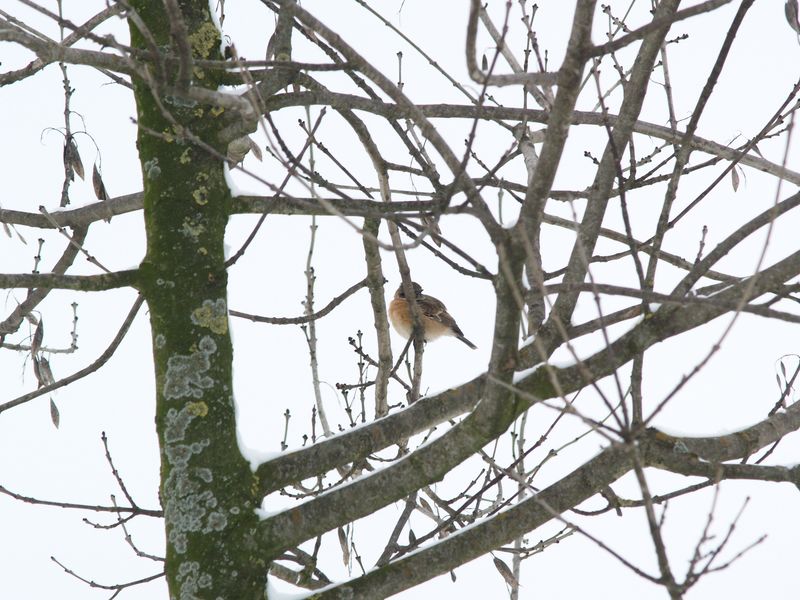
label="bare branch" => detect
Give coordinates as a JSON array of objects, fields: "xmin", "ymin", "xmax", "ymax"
[
  {"xmin": 0, "ymin": 270, "xmax": 138, "ymax": 291},
  {"xmin": 229, "ymin": 278, "xmax": 366, "ymax": 325},
  {"xmin": 589, "ymin": 0, "xmax": 734, "ymax": 57}
]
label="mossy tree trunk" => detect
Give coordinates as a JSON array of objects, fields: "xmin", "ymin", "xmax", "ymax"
[{"xmin": 128, "ymin": 2, "xmax": 266, "ymax": 598}]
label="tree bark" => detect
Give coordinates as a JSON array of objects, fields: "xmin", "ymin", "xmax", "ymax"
[{"xmin": 129, "ymin": 2, "xmax": 266, "ymax": 597}]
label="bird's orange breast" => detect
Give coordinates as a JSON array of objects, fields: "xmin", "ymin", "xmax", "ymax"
[
  {"xmin": 388, "ymin": 298, "xmax": 413, "ymax": 338},
  {"xmin": 388, "ymin": 298, "xmax": 451, "ymax": 341}
]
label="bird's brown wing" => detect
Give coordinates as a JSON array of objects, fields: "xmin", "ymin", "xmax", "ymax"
[{"xmin": 418, "ymin": 294, "xmax": 464, "ymax": 337}]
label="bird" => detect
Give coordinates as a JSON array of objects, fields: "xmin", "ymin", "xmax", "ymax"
[{"xmin": 388, "ymin": 281, "xmax": 477, "ymax": 349}]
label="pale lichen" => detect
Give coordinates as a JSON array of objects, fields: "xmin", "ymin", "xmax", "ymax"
[
  {"xmin": 162, "ymin": 341, "xmax": 229, "ymax": 557},
  {"xmin": 144, "ymin": 157, "xmax": 161, "ymax": 179},
  {"xmin": 186, "ymin": 400, "xmax": 209, "ymax": 417},
  {"xmin": 164, "ymin": 437, "xmax": 229, "ymax": 554},
  {"xmin": 187, "ymin": 20, "xmax": 220, "ymax": 59},
  {"xmin": 205, "ymin": 511, "xmax": 228, "ymax": 532},
  {"xmin": 163, "ymin": 336, "xmax": 217, "ymax": 400},
  {"xmin": 165, "ymin": 405, "xmax": 196, "ymax": 443},
  {"xmin": 191, "ymin": 299, "xmax": 228, "ymax": 335},
  {"xmin": 181, "ymin": 217, "xmax": 206, "ymax": 240},
  {"xmin": 176, "ymin": 560, "xmax": 212, "ymax": 600},
  {"xmin": 195, "ymin": 467, "xmax": 213, "ymax": 483},
  {"xmin": 192, "ymin": 186, "xmax": 209, "ymax": 205}
]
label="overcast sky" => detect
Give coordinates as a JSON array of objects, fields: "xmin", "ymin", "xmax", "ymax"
[{"xmin": 2, "ymin": 1, "xmax": 800, "ymax": 598}]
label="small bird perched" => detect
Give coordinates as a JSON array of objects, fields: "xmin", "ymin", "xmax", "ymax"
[{"xmin": 388, "ymin": 281, "xmax": 477, "ymax": 349}]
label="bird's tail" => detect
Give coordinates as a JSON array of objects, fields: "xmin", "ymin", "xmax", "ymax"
[{"xmin": 457, "ymin": 335, "xmax": 477, "ymax": 350}]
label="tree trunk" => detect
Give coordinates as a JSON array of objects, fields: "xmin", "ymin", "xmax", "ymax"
[{"xmin": 129, "ymin": 2, "xmax": 266, "ymax": 597}]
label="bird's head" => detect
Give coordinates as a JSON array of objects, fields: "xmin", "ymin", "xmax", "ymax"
[{"xmin": 395, "ymin": 281, "xmax": 423, "ymax": 299}]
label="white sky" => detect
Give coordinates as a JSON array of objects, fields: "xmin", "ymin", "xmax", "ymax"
[{"xmin": 1, "ymin": 1, "xmax": 800, "ymax": 599}]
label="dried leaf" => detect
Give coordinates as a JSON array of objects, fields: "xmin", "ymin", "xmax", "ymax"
[
  {"xmin": 50, "ymin": 398, "xmax": 60, "ymax": 428},
  {"xmin": 247, "ymin": 137, "xmax": 263, "ymax": 162},
  {"xmin": 2, "ymin": 220, "xmax": 28, "ymax": 243},
  {"xmin": 14, "ymin": 225, "xmax": 27, "ymax": 244},
  {"xmin": 450, "ymin": 570, "xmax": 457, "ymax": 583},
  {"xmin": 32, "ymin": 355, "xmax": 43, "ymax": 387},
  {"xmin": 731, "ymin": 167, "xmax": 740, "ymax": 192},
  {"xmin": 780, "ymin": 359, "xmax": 788, "ymax": 380},
  {"xmin": 65, "ymin": 137, "xmax": 84, "ymax": 180},
  {"xmin": 752, "ymin": 144, "xmax": 765, "ymax": 159},
  {"xmin": 337, "ymin": 526, "xmax": 350, "ymax": 566},
  {"xmin": 93, "ymin": 163, "xmax": 111, "ymax": 222},
  {"xmin": 62, "ymin": 142, "xmax": 74, "ymax": 183},
  {"xmin": 408, "ymin": 529, "xmax": 417, "ymax": 545},
  {"xmin": 776, "ymin": 372, "xmax": 783, "ymax": 391},
  {"xmin": 481, "ymin": 53, "xmax": 488, "ymax": 71},
  {"xmin": 418, "ymin": 497, "xmax": 433, "ymax": 514},
  {"xmin": 31, "ymin": 319, "xmax": 44, "ymax": 356},
  {"xmin": 226, "ymin": 136, "xmax": 251, "ymax": 166},
  {"xmin": 39, "ymin": 356, "xmax": 55, "ymax": 387},
  {"xmin": 786, "ymin": 0, "xmax": 800, "ymax": 35},
  {"xmin": 93, "ymin": 163, "xmax": 109, "ymax": 201},
  {"xmin": 494, "ymin": 557, "xmax": 519, "ymax": 588}
]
